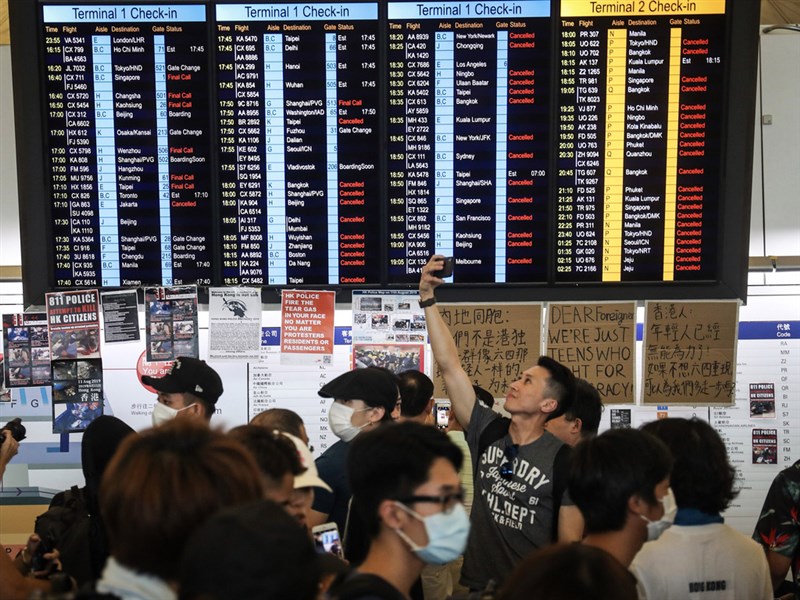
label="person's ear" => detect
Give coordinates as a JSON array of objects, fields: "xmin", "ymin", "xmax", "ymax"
[
  {"xmin": 540, "ymin": 398, "xmax": 557, "ymax": 415},
  {"xmin": 378, "ymin": 499, "xmax": 407, "ymax": 529},
  {"xmin": 627, "ymin": 494, "xmax": 649, "ymax": 518},
  {"xmin": 569, "ymin": 417, "xmax": 582, "ymax": 434},
  {"xmin": 369, "ymin": 406, "xmax": 386, "ymax": 424}
]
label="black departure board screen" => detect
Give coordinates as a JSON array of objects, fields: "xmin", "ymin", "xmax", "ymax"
[
  {"xmin": 216, "ymin": 2, "xmax": 381, "ymax": 286},
  {"xmin": 42, "ymin": 3, "xmax": 213, "ymax": 288},
  {"xmin": 386, "ymin": 0, "xmax": 552, "ymax": 284},
  {"xmin": 12, "ymin": 0, "xmax": 758, "ymax": 302},
  {"xmin": 555, "ymin": 0, "xmax": 725, "ymax": 283}
]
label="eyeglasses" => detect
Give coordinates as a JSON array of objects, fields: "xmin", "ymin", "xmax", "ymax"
[
  {"xmin": 397, "ymin": 492, "xmax": 465, "ymax": 514},
  {"xmin": 499, "ymin": 444, "xmax": 519, "ymax": 480}
]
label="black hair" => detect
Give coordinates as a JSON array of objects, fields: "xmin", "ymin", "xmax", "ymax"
[
  {"xmin": 250, "ymin": 408, "xmax": 306, "ymax": 440},
  {"xmin": 398, "ymin": 370, "xmax": 434, "ymax": 417},
  {"xmin": 568, "ymin": 428, "xmax": 672, "ymax": 534},
  {"xmin": 229, "ymin": 425, "xmax": 304, "ymax": 485},
  {"xmin": 538, "ymin": 355, "xmax": 576, "ymax": 421},
  {"xmin": 641, "ymin": 418, "xmax": 738, "ymax": 514},
  {"xmin": 186, "ymin": 392, "xmax": 216, "ymax": 422},
  {"xmin": 497, "ymin": 543, "xmax": 638, "ymax": 600},
  {"xmin": 370, "ymin": 366, "xmax": 401, "ymax": 422},
  {"xmin": 565, "ymin": 379, "xmax": 603, "ymax": 437},
  {"xmin": 348, "ymin": 421, "xmax": 463, "ymax": 539},
  {"xmin": 179, "ymin": 500, "xmax": 320, "ymax": 600}
]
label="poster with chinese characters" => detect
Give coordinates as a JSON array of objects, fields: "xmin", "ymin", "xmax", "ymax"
[
  {"xmin": 643, "ymin": 301, "xmax": 739, "ymax": 405},
  {"xmin": 434, "ymin": 303, "xmax": 542, "ymax": 400}
]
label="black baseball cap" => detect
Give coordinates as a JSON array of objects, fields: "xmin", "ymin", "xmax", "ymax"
[
  {"xmin": 142, "ymin": 357, "xmax": 223, "ymax": 405},
  {"xmin": 318, "ymin": 367, "xmax": 399, "ymax": 415}
]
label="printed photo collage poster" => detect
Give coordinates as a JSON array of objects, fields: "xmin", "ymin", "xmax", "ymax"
[
  {"xmin": 351, "ymin": 290, "xmax": 427, "ymax": 374},
  {"xmin": 144, "ymin": 285, "xmax": 199, "ymax": 362},
  {"xmin": 45, "ymin": 290, "xmax": 103, "ymax": 433},
  {"xmin": 2, "ymin": 313, "xmax": 51, "ymax": 388}
]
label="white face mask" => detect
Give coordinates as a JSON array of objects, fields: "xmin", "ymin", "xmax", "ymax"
[
  {"xmin": 151, "ymin": 401, "xmax": 196, "ymax": 427},
  {"xmin": 328, "ymin": 402, "xmax": 370, "ymax": 442},
  {"xmin": 640, "ymin": 487, "xmax": 677, "ymax": 541}
]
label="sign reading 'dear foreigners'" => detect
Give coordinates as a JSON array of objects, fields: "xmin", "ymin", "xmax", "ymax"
[
  {"xmin": 546, "ymin": 302, "xmax": 637, "ymax": 404},
  {"xmin": 280, "ymin": 290, "xmax": 335, "ymax": 364},
  {"xmin": 433, "ymin": 303, "xmax": 542, "ymax": 400},
  {"xmin": 643, "ymin": 300, "xmax": 739, "ymax": 405}
]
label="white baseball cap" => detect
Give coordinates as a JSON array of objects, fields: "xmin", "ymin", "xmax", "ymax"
[{"xmin": 280, "ymin": 432, "xmax": 332, "ymax": 492}]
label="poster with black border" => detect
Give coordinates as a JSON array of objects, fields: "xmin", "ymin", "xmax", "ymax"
[
  {"xmin": 2, "ymin": 313, "xmax": 51, "ymax": 387},
  {"xmin": 52, "ymin": 358, "xmax": 104, "ymax": 433},
  {"xmin": 752, "ymin": 428, "xmax": 778, "ymax": 465},
  {"xmin": 46, "ymin": 290, "xmax": 101, "ymax": 360},
  {"xmin": 100, "ymin": 290, "xmax": 141, "ymax": 343},
  {"xmin": 144, "ymin": 285, "xmax": 199, "ymax": 361}
]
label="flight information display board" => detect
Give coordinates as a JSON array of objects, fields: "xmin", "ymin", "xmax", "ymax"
[
  {"xmin": 386, "ymin": 0, "xmax": 552, "ymax": 284},
  {"xmin": 42, "ymin": 4, "xmax": 214, "ymax": 288},
  {"xmin": 216, "ymin": 2, "xmax": 382, "ymax": 286},
  {"xmin": 555, "ymin": 0, "xmax": 725, "ymax": 283}
]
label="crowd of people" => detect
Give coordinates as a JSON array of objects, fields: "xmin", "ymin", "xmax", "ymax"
[{"xmin": 0, "ymin": 255, "xmax": 797, "ymax": 599}]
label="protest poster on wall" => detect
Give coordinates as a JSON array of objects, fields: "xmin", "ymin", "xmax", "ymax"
[
  {"xmin": 280, "ymin": 290, "xmax": 335, "ymax": 363},
  {"xmin": 100, "ymin": 290, "xmax": 140, "ymax": 343},
  {"xmin": 643, "ymin": 300, "xmax": 739, "ymax": 405},
  {"xmin": 144, "ymin": 285, "xmax": 199, "ymax": 361},
  {"xmin": 208, "ymin": 288, "xmax": 262, "ymax": 361},
  {"xmin": 546, "ymin": 302, "xmax": 637, "ymax": 404},
  {"xmin": 2, "ymin": 313, "xmax": 51, "ymax": 387},
  {"xmin": 45, "ymin": 290, "xmax": 103, "ymax": 433},
  {"xmin": 433, "ymin": 303, "xmax": 542, "ymax": 400}
]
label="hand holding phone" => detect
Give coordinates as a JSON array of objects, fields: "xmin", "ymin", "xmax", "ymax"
[
  {"xmin": 433, "ymin": 257, "xmax": 454, "ymax": 279},
  {"xmin": 435, "ymin": 401, "xmax": 450, "ymax": 429},
  {"xmin": 312, "ymin": 522, "xmax": 344, "ymax": 559}
]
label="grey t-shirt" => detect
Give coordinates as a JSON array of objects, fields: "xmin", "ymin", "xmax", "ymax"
[{"xmin": 461, "ymin": 401, "xmax": 571, "ymax": 590}]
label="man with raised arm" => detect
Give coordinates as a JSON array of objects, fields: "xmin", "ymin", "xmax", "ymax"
[{"xmin": 418, "ymin": 255, "xmax": 582, "ymax": 592}]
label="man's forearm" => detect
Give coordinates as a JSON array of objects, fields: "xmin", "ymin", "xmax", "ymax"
[{"xmin": 420, "ymin": 256, "xmax": 476, "ymax": 427}]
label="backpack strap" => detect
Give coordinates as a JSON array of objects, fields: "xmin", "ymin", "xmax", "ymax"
[{"xmin": 475, "ymin": 416, "xmax": 511, "ymax": 478}]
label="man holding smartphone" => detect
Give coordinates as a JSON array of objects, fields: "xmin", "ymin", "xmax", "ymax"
[{"xmin": 419, "ymin": 255, "xmax": 583, "ymax": 592}]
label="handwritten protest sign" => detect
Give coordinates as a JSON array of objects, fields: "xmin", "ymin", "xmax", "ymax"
[
  {"xmin": 643, "ymin": 301, "xmax": 739, "ymax": 405},
  {"xmin": 433, "ymin": 304, "xmax": 542, "ymax": 399},
  {"xmin": 546, "ymin": 302, "xmax": 636, "ymax": 404}
]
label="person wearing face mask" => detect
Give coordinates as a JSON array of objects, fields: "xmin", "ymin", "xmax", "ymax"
[
  {"xmin": 632, "ymin": 418, "xmax": 772, "ymax": 600},
  {"xmin": 141, "ymin": 357, "xmax": 223, "ymax": 426},
  {"xmin": 309, "ymin": 367, "xmax": 402, "ymax": 545},
  {"xmin": 330, "ymin": 421, "xmax": 468, "ymax": 600},
  {"xmin": 567, "ymin": 428, "xmax": 673, "ymax": 570}
]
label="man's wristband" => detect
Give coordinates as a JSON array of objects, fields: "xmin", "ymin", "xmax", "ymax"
[{"xmin": 418, "ymin": 297, "xmax": 437, "ymax": 308}]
